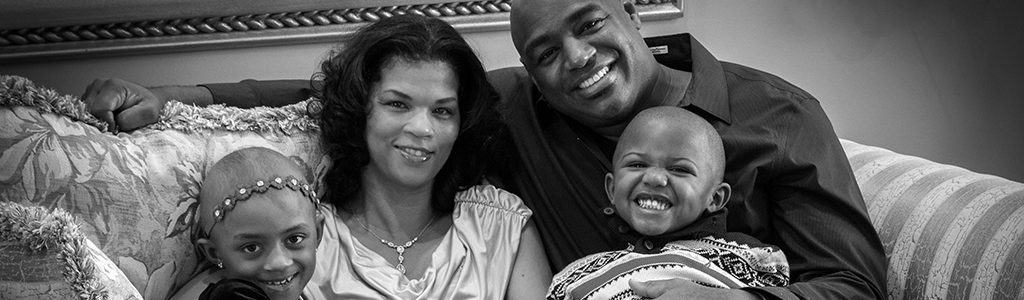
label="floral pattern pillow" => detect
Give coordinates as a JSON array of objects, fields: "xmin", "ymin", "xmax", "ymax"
[{"xmin": 0, "ymin": 75, "xmax": 328, "ymax": 300}]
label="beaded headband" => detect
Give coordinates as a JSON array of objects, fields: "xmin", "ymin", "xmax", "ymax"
[{"xmin": 205, "ymin": 175, "xmax": 321, "ymax": 234}]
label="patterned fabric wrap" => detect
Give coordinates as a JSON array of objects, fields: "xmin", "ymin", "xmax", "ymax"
[
  {"xmin": 547, "ymin": 236, "xmax": 789, "ymax": 300},
  {"xmin": 842, "ymin": 139, "xmax": 1024, "ymax": 300},
  {"xmin": 0, "ymin": 75, "xmax": 328, "ymax": 300}
]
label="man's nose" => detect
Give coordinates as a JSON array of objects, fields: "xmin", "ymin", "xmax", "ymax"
[{"xmin": 563, "ymin": 38, "xmax": 596, "ymax": 70}]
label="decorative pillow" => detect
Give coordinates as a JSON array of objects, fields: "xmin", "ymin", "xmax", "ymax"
[
  {"xmin": 0, "ymin": 201, "xmax": 141, "ymax": 299},
  {"xmin": 0, "ymin": 75, "xmax": 328, "ymax": 300}
]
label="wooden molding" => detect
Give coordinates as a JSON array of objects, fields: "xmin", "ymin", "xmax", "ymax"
[{"xmin": 0, "ymin": 0, "xmax": 682, "ymax": 62}]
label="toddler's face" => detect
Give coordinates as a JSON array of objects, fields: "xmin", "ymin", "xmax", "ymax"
[
  {"xmin": 605, "ymin": 121, "xmax": 723, "ymax": 236},
  {"xmin": 205, "ymin": 188, "xmax": 319, "ymax": 300}
]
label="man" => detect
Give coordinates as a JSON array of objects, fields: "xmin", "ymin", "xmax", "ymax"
[{"xmin": 83, "ymin": 0, "xmax": 887, "ymax": 298}]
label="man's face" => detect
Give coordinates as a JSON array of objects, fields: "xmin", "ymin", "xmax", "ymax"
[{"xmin": 512, "ymin": 0, "xmax": 658, "ymax": 129}]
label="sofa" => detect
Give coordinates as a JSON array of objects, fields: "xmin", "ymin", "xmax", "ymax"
[{"xmin": 1, "ymin": 75, "xmax": 1021, "ymax": 299}]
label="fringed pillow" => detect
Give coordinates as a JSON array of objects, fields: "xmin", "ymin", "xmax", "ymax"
[
  {"xmin": 0, "ymin": 75, "xmax": 328, "ymax": 300},
  {"xmin": 0, "ymin": 201, "xmax": 141, "ymax": 300}
]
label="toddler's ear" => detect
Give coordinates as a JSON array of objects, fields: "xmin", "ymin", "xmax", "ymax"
[
  {"xmin": 707, "ymin": 182, "xmax": 732, "ymax": 212},
  {"xmin": 604, "ymin": 173, "xmax": 616, "ymax": 204}
]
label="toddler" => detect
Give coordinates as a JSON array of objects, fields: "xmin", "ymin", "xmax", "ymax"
[{"xmin": 547, "ymin": 107, "xmax": 790, "ymax": 300}]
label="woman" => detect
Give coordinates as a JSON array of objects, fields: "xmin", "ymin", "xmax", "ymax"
[{"xmin": 308, "ymin": 14, "xmax": 550, "ymax": 299}]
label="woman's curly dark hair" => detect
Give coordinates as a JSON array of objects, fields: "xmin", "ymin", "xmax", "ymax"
[{"xmin": 313, "ymin": 14, "xmax": 503, "ymax": 214}]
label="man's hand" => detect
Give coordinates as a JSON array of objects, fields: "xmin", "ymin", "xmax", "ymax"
[
  {"xmin": 82, "ymin": 78, "xmax": 166, "ymax": 132},
  {"xmin": 629, "ymin": 278, "xmax": 763, "ymax": 300}
]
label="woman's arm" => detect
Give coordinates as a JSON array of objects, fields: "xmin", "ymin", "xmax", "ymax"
[{"xmin": 506, "ymin": 220, "xmax": 552, "ymax": 300}]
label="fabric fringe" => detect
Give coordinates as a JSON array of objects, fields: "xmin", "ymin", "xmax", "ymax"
[
  {"xmin": 0, "ymin": 75, "xmax": 111, "ymax": 132},
  {"xmin": 150, "ymin": 99, "xmax": 320, "ymax": 134},
  {"xmin": 0, "ymin": 202, "xmax": 108, "ymax": 300},
  {"xmin": 0, "ymin": 74, "xmax": 320, "ymax": 134}
]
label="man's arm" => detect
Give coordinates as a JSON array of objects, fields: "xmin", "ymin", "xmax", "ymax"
[
  {"xmin": 83, "ymin": 78, "xmax": 310, "ymax": 131},
  {"xmin": 752, "ymin": 98, "xmax": 887, "ymax": 299}
]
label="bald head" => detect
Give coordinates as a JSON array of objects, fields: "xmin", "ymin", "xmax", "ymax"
[
  {"xmin": 616, "ymin": 106, "xmax": 726, "ymax": 180},
  {"xmin": 198, "ymin": 147, "xmax": 309, "ymax": 232}
]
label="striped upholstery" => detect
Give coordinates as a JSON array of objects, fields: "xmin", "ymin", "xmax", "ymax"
[{"xmin": 841, "ymin": 139, "xmax": 1024, "ymax": 300}]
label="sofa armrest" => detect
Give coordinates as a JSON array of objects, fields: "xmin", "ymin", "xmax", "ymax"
[{"xmin": 841, "ymin": 139, "xmax": 1024, "ymax": 300}]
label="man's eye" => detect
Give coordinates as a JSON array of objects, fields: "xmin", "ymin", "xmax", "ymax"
[
  {"xmin": 537, "ymin": 48, "xmax": 558, "ymax": 64},
  {"xmin": 581, "ymin": 17, "xmax": 606, "ymax": 33}
]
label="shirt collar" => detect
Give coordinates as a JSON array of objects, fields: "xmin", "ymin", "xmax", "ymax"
[
  {"xmin": 643, "ymin": 33, "xmax": 732, "ymax": 125},
  {"xmin": 629, "ymin": 209, "xmax": 728, "ymax": 254}
]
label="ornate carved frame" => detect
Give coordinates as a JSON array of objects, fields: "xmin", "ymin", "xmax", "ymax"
[{"xmin": 0, "ymin": 0, "xmax": 681, "ymax": 63}]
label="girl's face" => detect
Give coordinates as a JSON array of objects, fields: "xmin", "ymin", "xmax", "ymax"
[
  {"xmin": 201, "ymin": 188, "xmax": 320, "ymax": 300},
  {"xmin": 362, "ymin": 59, "xmax": 460, "ymax": 191}
]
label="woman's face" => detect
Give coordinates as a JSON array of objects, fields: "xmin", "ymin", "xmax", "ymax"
[{"xmin": 363, "ymin": 58, "xmax": 460, "ymax": 191}]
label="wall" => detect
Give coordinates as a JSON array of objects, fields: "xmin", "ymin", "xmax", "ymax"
[{"xmin": 2, "ymin": 0, "xmax": 1022, "ymax": 181}]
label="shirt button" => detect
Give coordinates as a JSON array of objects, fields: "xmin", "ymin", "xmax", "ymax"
[
  {"xmin": 617, "ymin": 225, "xmax": 630, "ymax": 233},
  {"xmin": 602, "ymin": 207, "xmax": 615, "ymax": 215},
  {"xmin": 644, "ymin": 240, "xmax": 654, "ymax": 250}
]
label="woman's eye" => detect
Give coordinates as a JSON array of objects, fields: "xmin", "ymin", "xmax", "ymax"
[
  {"xmin": 384, "ymin": 100, "xmax": 407, "ymax": 109},
  {"xmin": 433, "ymin": 107, "xmax": 455, "ymax": 117},
  {"xmin": 241, "ymin": 244, "xmax": 262, "ymax": 254}
]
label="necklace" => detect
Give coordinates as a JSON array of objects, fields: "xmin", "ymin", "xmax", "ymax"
[{"xmin": 357, "ymin": 214, "xmax": 436, "ymax": 275}]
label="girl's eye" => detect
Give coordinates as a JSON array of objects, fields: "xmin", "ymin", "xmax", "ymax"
[
  {"xmin": 241, "ymin": 244, "xmax": 262, "ymax": 254},
  {"xmin": 287, "ymin": 234, "xmax": 306, "ymax": 245},
  {"xmin": 627, "ymin": 162, "xmax": 647, "ymax": 168}
]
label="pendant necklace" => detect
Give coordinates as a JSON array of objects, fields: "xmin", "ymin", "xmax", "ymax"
[{"xmin": 357, "ymin": 214, "xmax": 436, "ymax": 275}]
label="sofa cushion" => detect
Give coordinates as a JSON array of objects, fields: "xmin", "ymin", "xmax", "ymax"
[
  {"xmin": 0, "ymin": 201, "xmax": 141, "ymax": 299},
  {"xmin": 0, "ymin": 75, "xmax": 327, "ymax": 300},
  {"xmin": 843, "ymin": 139, "xmax": 1024, "ymax": 300}
]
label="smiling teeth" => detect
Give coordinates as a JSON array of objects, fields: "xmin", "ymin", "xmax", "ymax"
[
  {"xmin": 579, "ymin": 66, "xmax": 609, "ymax": 89},
  {"xmin": 398, "ymin": 147, "xmax": 430, "ymax": 162},
  {"xmin": 636, "ymin": 198, "xmax": 670, "ymax": 211},
  {"xmin": 263, "ymin": 275, "xmax": 294, "ymax": 286}
]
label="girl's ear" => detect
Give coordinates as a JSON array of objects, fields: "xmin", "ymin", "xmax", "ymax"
[
  {"xmin": 315, "ymin": 210, "xmax": 326, "ymax": 247},
  {"xmin": 197, "ymin": 238, "xmax": 220, "ymax": 264},
  {"xmin": 707, "ymin": 182, "xmax": 732, "ymax": 212},
  {"xmin": 604, "ymin": 173, "xmax": 616, "ymax": 205}
]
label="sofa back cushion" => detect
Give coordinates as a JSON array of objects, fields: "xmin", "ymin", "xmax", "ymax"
[{"xmin": 843, "ymin": 139, "xmax": 1024, "ymax": 300}]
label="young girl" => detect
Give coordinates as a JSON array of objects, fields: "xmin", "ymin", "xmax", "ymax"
[{"xmin": 172, "ymin": 147, "xmax": 324, "ymax": 300}]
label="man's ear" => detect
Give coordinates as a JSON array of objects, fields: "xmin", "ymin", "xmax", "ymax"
[
  {"xmin": 197, "ymin": 238, "xmax": 220, "ymax": 264},
  {"xmin": 707, "ymin": 182, "xmax": 732, "ymax": 212},
  {"xmin": 604, "ymin": 173, "xmax": 616, "ymax": 204},
  {"xmin": 622, "ymin": 0, "xmax": 642, "ymax": 30}
]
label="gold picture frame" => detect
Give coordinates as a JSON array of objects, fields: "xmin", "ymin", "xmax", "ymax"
[{"xmin": 0, "ymin": 0, "xmax": 682, "ymax": 62}]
